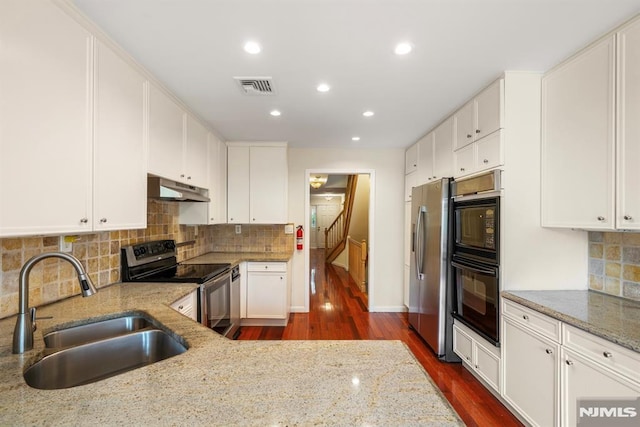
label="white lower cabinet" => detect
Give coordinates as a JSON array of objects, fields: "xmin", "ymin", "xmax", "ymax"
[
  {"xmin": 502, "ymin": 299, "xmax": 640, "ymax": 426},
  {"xmin": 243, "ymin": 262, "xmax": 290, "ymax": 326},
  {"xmin": 502, "ymin": 316, "xmax": 560, "ymax": 427},
  {"xmin": 453, "ymin": 322, "xmax": 501, "ymax": 393},
  {"xmin": 170, "ymin": 290, "xmax": 198, "ymax": 321}
]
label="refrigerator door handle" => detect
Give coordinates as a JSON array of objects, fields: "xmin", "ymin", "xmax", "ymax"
[{"xmin": 415, "ymin": 206, "xmax": 426, "ymax": 280}]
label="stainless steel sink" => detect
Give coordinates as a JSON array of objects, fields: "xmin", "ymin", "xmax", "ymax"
[
  {"xmin": 25, "ymin": 329, "xmax": 187, "ymax": 390},
  {"xmin": 44, "ymin": 315, "xmax": 152, "ymax": 348}
]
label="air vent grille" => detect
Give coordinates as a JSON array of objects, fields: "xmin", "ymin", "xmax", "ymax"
[{"xmin": 234, "ymin": 77, "xmax": 275, "ymax": 95}]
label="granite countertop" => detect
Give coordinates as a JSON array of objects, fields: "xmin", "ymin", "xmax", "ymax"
[
  {"xmin": 181, "ymin": 251, "xmax": 293, "ymax": 266},
  {"xmin": 502, "ymin": 290, "xmax": 640, "ymax": 353},
  {"xmin": 0, "ymin": 283, "xmax": 462, "ymax": 426}
]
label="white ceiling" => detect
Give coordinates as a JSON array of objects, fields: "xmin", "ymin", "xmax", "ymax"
[{"xmin": 73, "ymin": 0, "xmax": 640, "ymax": 150}]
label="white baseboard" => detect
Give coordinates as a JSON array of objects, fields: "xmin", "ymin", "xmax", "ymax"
[
  {"xmin": 368, "ymin": 305, "xmax": 407, "ymax": 313},
  {"xmin": 289, "ymin": 306, "xmax": 308, "ymax": 313}
]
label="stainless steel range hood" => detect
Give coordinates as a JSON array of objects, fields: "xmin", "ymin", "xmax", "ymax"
[{"xmin": 147, "ymin": 176, "xmax": 210, "ymax": 202}]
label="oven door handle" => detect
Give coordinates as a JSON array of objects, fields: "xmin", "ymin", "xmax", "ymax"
[{"xmin": 451, "ymin": 260, "xmax": 496, "ymax": 276}]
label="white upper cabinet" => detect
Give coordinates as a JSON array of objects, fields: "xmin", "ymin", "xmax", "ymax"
[
  {"xmin": 454, "ymin": 79, "xmax": 503, "ymax": 151},
  {"xmin": 617, "ymin": 17, "xmax": 640, "ymax": 230},
  {"xmin": 227, "ymin": 143, "xmax": 288, "ymax": 224},
  {"xmin": 148, "ymin": 84, "xmax": 185, "ymax": 182},
  {"xmin": 184, "ymin": 114, "xmax": 209, "ymax": 188},
  {"xmin": 453, "ymin": 100, "xmax": 476, "ymax": 150},
  {"xmin": 405, "ymin": 143, "xmax": 418, "ymax": 174},
  {"xmin": 433, "ymin": 116, "xmax": 455, "ymax": 179},
  {"xmin": 541, "ymin": 34, "xmax": 617, "ymax": 229},
  {"xmin": 416, "ymin": 132, "xmax": 434, "ymax": 184},
  {"xmin": 93, "ymin": 40, "xmax": 147, "ymax": 231},
  {"xmin": 0, "ymin": 0, "xmax": 93, "ymax": 236}
]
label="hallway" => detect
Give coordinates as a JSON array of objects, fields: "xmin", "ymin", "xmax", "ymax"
[{"xmin": 238, "ymin": 249, "xmax": 522, "ymax": 426}]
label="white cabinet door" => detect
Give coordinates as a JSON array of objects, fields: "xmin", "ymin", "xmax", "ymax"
[
  {"xmin": 454, "ymin": 100, "xmax": 475, "ymax": 150},
  {"xmin": 93, "ymin": 40, "xmax": 147, "ymax": 231},
  {"xmin": 475, "ymin": 131, "xmax": 503, "ymax": 173},
  {"xmin": 503, "ymin": 318, "xmax": 560, "ymax": 427},
  {"xmin": 0, "ymin": 0, "xmax": 93, "ymax": 236},
  {"xmin": 170, "ymin": 290, "xmax": 198, "ymax": 321},
  {"xmin": 417, "ymin": 132, "xmax": 434, "ymax": 185},
  {"xmin": 227, "ymin": 146, "xmax": 250, "ymax": 223},
  {"xmin": 405, "ymin": 143, "xmax": 418, "ymax": 174},
  {"xmin": 148, "ymin": 84, "xmax": 185, "ymax": 182},
  {"xmin": 433, "ymin": 117, "xmax": 454, "ymax": 179},
  {"xmin": 184, "ymin": 114, "xmax": 209, "ymax": 188},
  {"xmin": 208, "ymin": 133, "xmax": 227, "ymax": 224},
  {"xmin": 453, "ymin": 144, "xmax": 475, "ymax": 178},
  {"xmin": 246, "ymin": 271, "xmax": 287, "ymax": 319},
  {"xmin": 405, "ymin": 170, "xmax": 417, "ymax": 202},
  {"xmin": 561, "ymin": 348, "xmax": 640, "ymax": 427},
  {"xmin": 474, "ymin": 340, "xmax": 501, "ymax": 392},
  {"xmin": 541, "ymin": 35, "xmax": 616, "ymax": 229},
  {"xmin": 250, "ymin": 146, "xmax": 287, "ymax": 223},
  {"xmin": 453, "ymin": 324, "xmax": 473, "ymax": 365},
  {"xmin": 475, "ymin": 79, "xmax": 503, "ymax": 140},
  {"xmin": 617, "ymin": 18, "xmax": 640, "ymax": 230}
]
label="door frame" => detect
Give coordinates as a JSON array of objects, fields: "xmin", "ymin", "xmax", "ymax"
[{"xmin": 304, "ymin": 168, "xmax": 375, "ymax": 311}]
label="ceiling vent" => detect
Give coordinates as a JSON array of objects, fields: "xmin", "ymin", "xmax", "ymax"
[{"xmin": 234, "ymin": 77, "xmax": 276, "ymax": 96}]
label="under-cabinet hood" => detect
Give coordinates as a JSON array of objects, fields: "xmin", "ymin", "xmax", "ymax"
[{"xmin": 147, "ymin": 176, "xmax": 210, "ymax": 202}]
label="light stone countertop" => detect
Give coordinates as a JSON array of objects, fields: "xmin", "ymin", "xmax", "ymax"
[
  {"xmin": 502, "ymin": 290, "xmax": 640, "ymax": 353},
  {"xmin": 181, "ymin": 251, "xmax": 293, "ymax": 266},
  {"xmin": 0, "ymin": 282, "xmax": 462, "ymax": 426}
]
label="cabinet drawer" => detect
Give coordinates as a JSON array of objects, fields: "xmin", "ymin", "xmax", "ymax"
[
  {"xmin": 475, "ymin": 341, "xmax": 500, "ymax": 392},
  {"xmin": 502, "ymin": 299, "xmax": 561, "ymax": 342},
  {"xmin": 563, "ymin": 324, "xmax": 640, "ymax": 384},
  {"xmin": 453, "ymin": 324, "xmax": 473, "ymax": 364},
  {"xmin": 247, "ymin": 262, "xmax": 287, "ymax": 272}
]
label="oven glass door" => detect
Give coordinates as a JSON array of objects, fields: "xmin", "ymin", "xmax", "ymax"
[
  {"xmin": 452, "ymin": 256, "xmax": 499, "ymax": 345},
  {"xmin": 201, "ymin": 273, "xmax": 231, "ymax": 335},
  {"xmin": 454, "ymin": 197, "xmax": 499, "ymax": 261}
]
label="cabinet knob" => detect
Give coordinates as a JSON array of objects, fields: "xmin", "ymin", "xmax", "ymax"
[
  {"xmin": 597, "ymin": 216, "xmax": 606, "ymax": 221},
  {"xmin": 475, "ymin": 129, "xmax": 481, "ymax": 134},
  {"xmin": 565, "ymin": 360, "xmax": 574, "ymax": 366},
  {"xmin": 253, "ymin": 218, "xmax": 256, "ymax": 221},
  {"xmin": 545, "ymin": 348, "xmax": 553, "ymax": 355},
  {"xmin": 80, "ymin": 218, "xmax": 88, "ymax": 224},
  {"xmin": 180, "ymin": 174, "xmax": 185, "ymax": 178},
  {"xmin": 603, "ymin": 351, "xmax": 613, "ymax": 358},
  {"xmin": 466, "ymin": 134, "xmax": 472, "ymax": 139},
  {"xmin": 100, "ymin": 218, "xmax": 107, "ymax": 223},
  {"xmin": 230, "ymin": 217, "xmax": 233, "ymax": 221},
  {"xmin": 522, "ymin": 314, "xmax": 529, "ymax": 321},
  {"xmin": 178, "ymin": 305, "xmax": 184, "ymax": 310},
  {"xmin": 187, "ymin": 176, "xmax": 192, "ymax": 180},
  {"xmin": 210, "ymin": 218, "xmax": 214, "ymax": 221},
  {"xmin": 264, "ymin": 266, "xmax": 268, "ymax": 269},
  {"xmin": 624, "ymin": 215, "xmax": 633, "ymax": 221},
  {"xmin": 483, "ymin": 159, "xmax": 489, "ymax": 164},
  {"xmin": 460, "ymin": 168, "xmax": 465, "ymax": 172},
  {"xmin": 466, "ymin": 356, "xmax": 471, "ymax": 361},
  {"xmin": 432, "ymin": 176, "xmax": 436, "ymax": 179},
  {"xmin": 475, "ymin": 364, "xmax": 479, "ymax": 369}
]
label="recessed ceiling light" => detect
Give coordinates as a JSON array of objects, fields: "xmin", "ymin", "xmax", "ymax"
[
  {"xmin": 352, "ymin": 137, "xmax": 361, "ymax": 141},
  {"xmin": 362, "ymin": 111, "xmax": 374, "ymax": 117},
  {"xmin": 317, "ymin": 83, "xmax": 330, "ymax": 93},
  {"xmin": 243, "ymin": 41, "xmax": 261, "ymax": 54},
  {"xmin": 270, "ymin": 110, "xmax": 281, "ymax": 117},
  {"xmin": 394, "ymin": 42, "xmax": 413, "ymax": 55}
]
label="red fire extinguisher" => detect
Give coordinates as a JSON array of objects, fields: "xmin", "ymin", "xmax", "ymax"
[{"xmin": 296, "ymin": 225, "xmax": 304, "ymax": 250}]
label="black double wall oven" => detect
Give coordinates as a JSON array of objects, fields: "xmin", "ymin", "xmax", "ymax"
[{"xmin": 451, "ymin": 171, "xmax": 501, "ymax": 346}]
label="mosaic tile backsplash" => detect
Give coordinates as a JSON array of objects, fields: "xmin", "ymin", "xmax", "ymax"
[
  {"xmin": 0, "ymin": 200, "xmax": 293, "ymax": 319},
  {"xmin": 589, "ymin": 231, "xmax": 640, "ymax": 301}
]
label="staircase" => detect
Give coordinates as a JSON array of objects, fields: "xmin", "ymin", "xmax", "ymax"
[{"xmin": 324, "ymin": 175, "xmax": 358, "ymax": 264}]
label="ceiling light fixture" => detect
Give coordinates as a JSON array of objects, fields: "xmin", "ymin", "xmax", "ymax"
[
  {"xmin": 243, "ymin": 41, "xmax": 261, "ymax": 54},
  {"xmin": 362, "ymin": 111, "xmax": 374, "ymax": 117},
  {"xmin": 309, "ymin": 175, "xmax": 327, "ymax": 189},
  {"xmin": 270, "ymin": 110, "xmax": 281, "ymax": 117},
  {"xmin": 317, "ymin": 83, "xmax": 330, "ymax": 92},
  {"xmin": 352, "ymin": 136, "xmax": 361, "ymax": 141},
  {"xmin": 394, "ymin": 42, "xmax": 413, "ymax": 55}
]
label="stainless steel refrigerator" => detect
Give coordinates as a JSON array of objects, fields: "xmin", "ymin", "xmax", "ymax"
[{"xmin": 408, "ymin": 178, "xmax": 459, "ymax": 361}]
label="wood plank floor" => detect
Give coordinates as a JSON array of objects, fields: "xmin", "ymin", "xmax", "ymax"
[{"xmin": 238, "ymin": 249, "xmax": 523, "ymax": 426}]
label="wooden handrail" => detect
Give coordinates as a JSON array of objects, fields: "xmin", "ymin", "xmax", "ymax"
[{"xmin": 325, "ymin": 175, "xmax": 358, "ymax": 263}]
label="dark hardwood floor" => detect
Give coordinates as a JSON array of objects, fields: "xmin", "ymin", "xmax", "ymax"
[{"xmin": 238, "ymin": 249, "xmax": 522, "ymax": 427}]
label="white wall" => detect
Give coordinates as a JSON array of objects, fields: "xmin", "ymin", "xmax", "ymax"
[{"xmin": 288, "ymin": 148, "xmax": 405, "ymax": 312}]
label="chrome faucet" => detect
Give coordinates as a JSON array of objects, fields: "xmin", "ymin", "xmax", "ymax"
[{"xmin": 13, "ymin": 252, "xmax": 97, "ymax": 354}]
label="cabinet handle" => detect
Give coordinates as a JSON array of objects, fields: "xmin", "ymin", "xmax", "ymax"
[
  {"xmin": 603, "ymin": 351, "xmax": 613, "ymax": 358},
  {"xmin": 565, "ymin": 360, "xmax": 574, "ymax": 366},
  {"xmin": 178, "ymin": 305, "xmax": 184, "ymax": 310},
  {"xmin": 624, "ymin": 215, "xmax": 633, "ymax": 221},
  {"xmin": 483, "ymin": 159, "xmax": 489, "ymax": 164},
  {"xmin": 475, "ymin": 129, "xmax": 481, "ymax": 134},
  {"xmin": 522, "ymin": 314, "xmax": 529, "ymax": 321},
  {"xmin": 432, "ymin": 176, "xmax": 436, "ymax": 179},
  {"xmin": 80, "ymin": 218, "xmax": 88, "ymax": 224},
  {"xmin": 187, "ymin": 176, "xmax": 192, "ymax": 180},
  {"xmin": 466, "ymin": 134, "xmax": 472, "ymax": 139},
  {"xmin": 100, "ymin": 218, "xmax": 107, "ymax": 223},
  {"xmin": 597, "ymin": 216, "xmax": 606, "ymax": 221},
  {"xmin": 545, "ymin": 348, "xmax": 553, "ymax": 355},
  {"xmin": 180, "ymin": 174, "xmax": 185, "ymax": 178},
  {"xmin": 460, "ymin": 168, "xmax": 465, "ymax": 172}
]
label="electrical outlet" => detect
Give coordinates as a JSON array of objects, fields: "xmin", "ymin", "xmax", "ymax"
[
  {"xmin": 284, "ymin": 224, "xmax": 294, "ymax": 234},
  {"xmin": 235, "ymin": 225, "xmax": 242, "ymax": 234},
  {"xmin": 59, "ymin": 236, "xmax": 73, "ymax": 253}
]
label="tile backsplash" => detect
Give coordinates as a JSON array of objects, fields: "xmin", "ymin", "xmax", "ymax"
[
  {"xmin": 0, "ymin": 200, "xmax": 292, "ymax": 319},
  {"xmin": 589, "ymin": 231, "xmax": 640, "ymax": 301}
]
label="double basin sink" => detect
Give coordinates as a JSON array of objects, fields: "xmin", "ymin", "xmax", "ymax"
[{"xmin": 24, "ymin": 314, "xmax": 187, "ymax": 390}]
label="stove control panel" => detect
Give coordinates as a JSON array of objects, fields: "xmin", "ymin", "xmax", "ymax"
[{"xmin": 122, "ymin": 240, "xmax": 176, "ymax": 268}]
